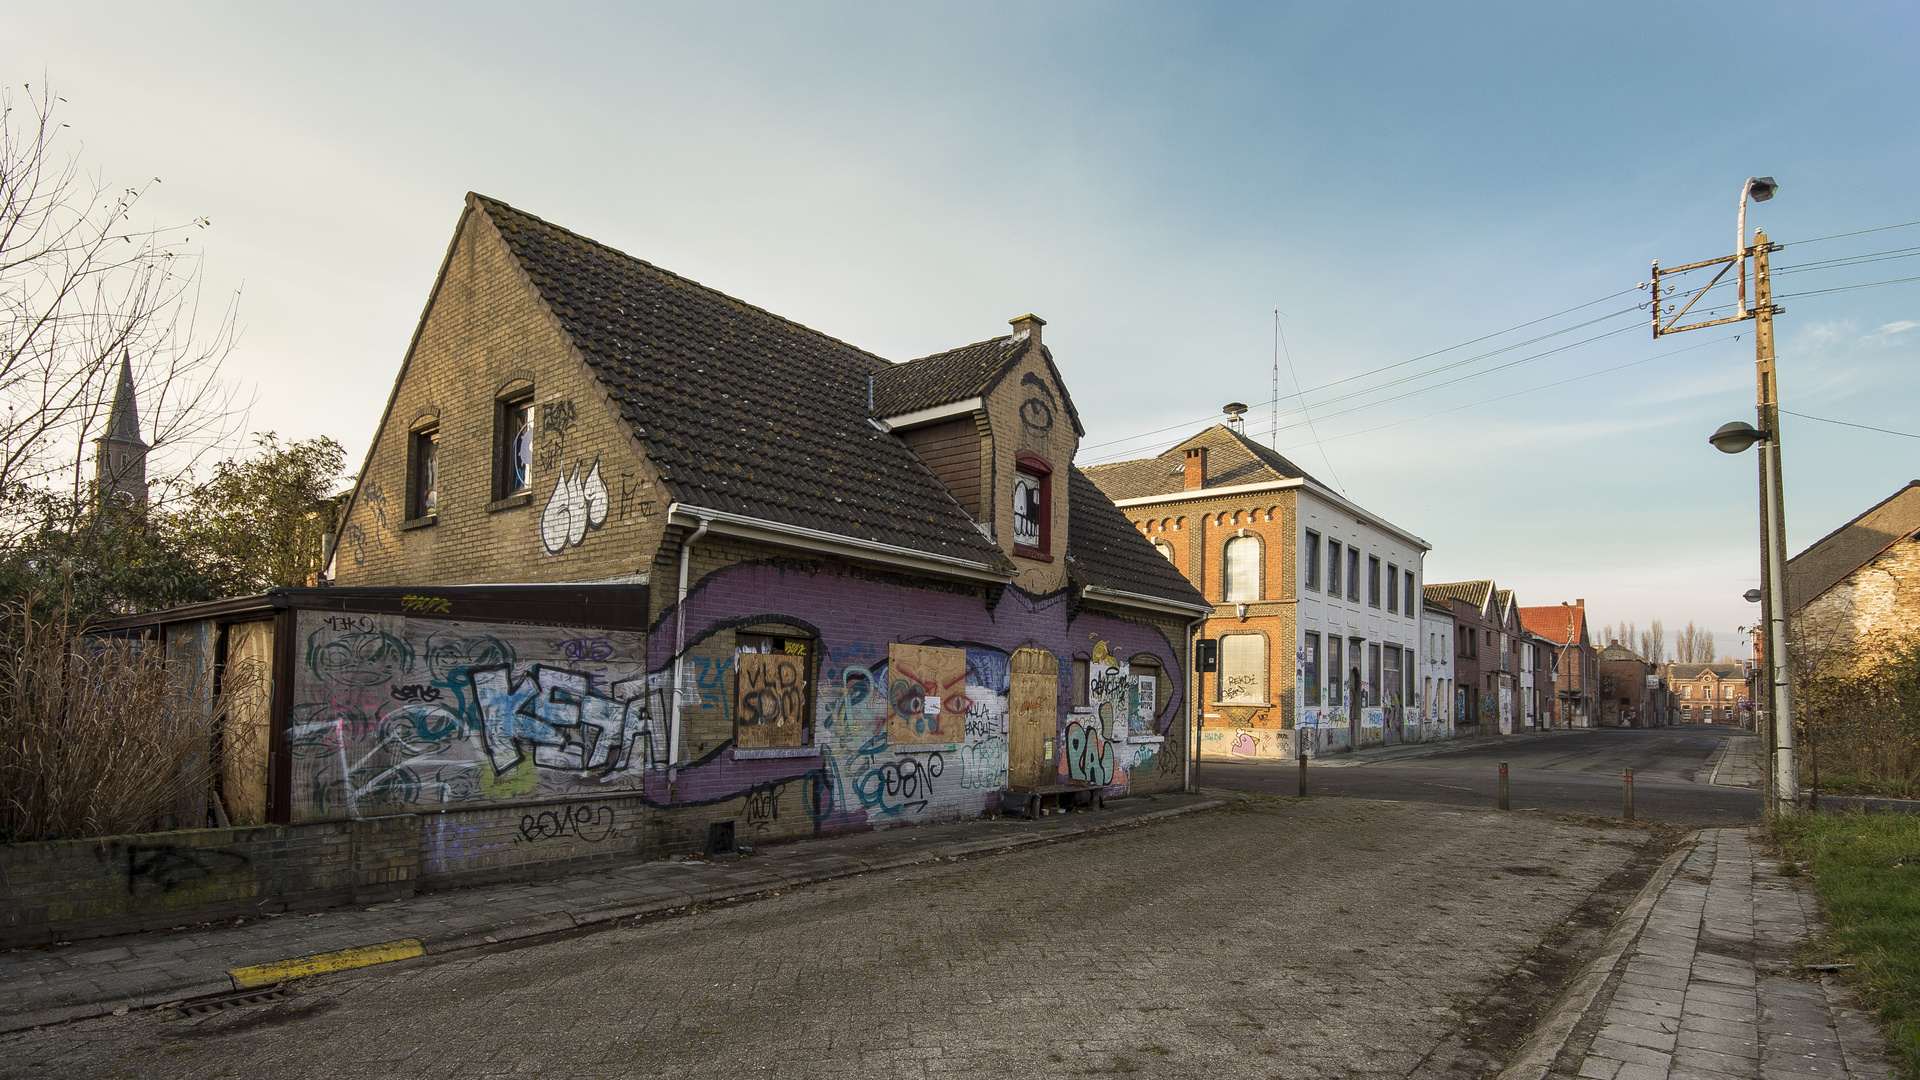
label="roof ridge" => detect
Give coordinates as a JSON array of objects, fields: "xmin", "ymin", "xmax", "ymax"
[
  {"xmin": 472, "ymin": 193, "xmax": 893, "ymax": 371},
  {"xmin": 892, "ymin": 334, "xmax": 1018, "ymax": 366}
]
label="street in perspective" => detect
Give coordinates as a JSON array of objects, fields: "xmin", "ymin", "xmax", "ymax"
[{"xmin": 5, "ymin": 8, "xmax": 1919, "ymax": 1080}]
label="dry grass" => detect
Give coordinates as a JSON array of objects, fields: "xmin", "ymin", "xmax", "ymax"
[{"xmin": 0, "ymin": 596, "xmax": 262, "ymax": 842}]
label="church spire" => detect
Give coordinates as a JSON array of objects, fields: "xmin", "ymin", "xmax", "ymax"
[
  {"xmin": 92, "ymin": 352, "xmax": 149, "ymax": 510},
  {"xmin": 106, "ymin": 352, "xmax": 144, "ymax": 445}
]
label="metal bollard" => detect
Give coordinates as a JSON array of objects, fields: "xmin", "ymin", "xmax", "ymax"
[
  {"xmin": 1498, "ymin": 760, "xmax": 1510, "ymax": 811},
  {"xmin": 1623, "ymin": 768, "xmax": 1635, "ymax": 821},
  {"xmin": 1298, "ymin": 752, "xmax": 1308, "ymax": 798}
]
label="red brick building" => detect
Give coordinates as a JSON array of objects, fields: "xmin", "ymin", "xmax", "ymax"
[{"xmin": 1519, "ymin": 600, "xmax": 1598, "ymax": 727}]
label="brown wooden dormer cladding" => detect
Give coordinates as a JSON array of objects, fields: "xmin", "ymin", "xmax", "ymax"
[{"xmin": 897, "ymin": 416, "xmax": 984, "ymax": 517}]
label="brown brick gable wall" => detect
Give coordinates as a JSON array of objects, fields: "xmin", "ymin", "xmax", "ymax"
[{"xmin": 333, "ymin": 207, "xmax": 668, "ymax": 588}]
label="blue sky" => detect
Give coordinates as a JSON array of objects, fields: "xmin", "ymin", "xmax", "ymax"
[{"xmin": 7, "ymin": 1, "xmax": 1916, "ymax": 651}]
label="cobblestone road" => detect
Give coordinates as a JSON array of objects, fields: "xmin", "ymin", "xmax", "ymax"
[{"xmin": 0, "ymin": 798, "xmax": 1667, "ymax": 1080}]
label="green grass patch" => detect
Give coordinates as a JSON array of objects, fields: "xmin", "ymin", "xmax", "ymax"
[{"xmin": 1772, "ymin": 811, "xmax": 1920, "ymax": 1078}]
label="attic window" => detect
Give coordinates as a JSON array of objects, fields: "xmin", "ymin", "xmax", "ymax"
[
  {"xmin": 1013, "ymin": 452, "xmax": 1052, "ymax": 560},
  {"xmin": 496, "ymin": 388, "xmax": 534, "ymax": 499}
]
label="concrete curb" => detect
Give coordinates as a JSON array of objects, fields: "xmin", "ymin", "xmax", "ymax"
[
  {"xmin": 1492, "ymin": 832, "xmax": 1700, "ymax": 1080},
  {"xmin": 0, "ymin": 796, "xmax": 1229, "ymax": 1034}
]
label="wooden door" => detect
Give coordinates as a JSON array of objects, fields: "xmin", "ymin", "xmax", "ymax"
[{"xmin": 1007, "ymin": 648, "xmax": 1057, "ymax": 789}]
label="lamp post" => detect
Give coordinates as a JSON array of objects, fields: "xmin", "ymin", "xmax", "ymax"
[
  {"xmin": 1660, "ymin": 177, "xmax": 1796, "ymax": 816},
  {"xmin": 1713, "ymin": 415, "xmax": 1796, "ymax": 814}
]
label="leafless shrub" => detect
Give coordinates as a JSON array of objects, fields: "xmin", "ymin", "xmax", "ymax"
[
  {"xmin": 1792, "ymin": 627, "xmax": 1920, "ymax": 799},
  {"xmin": 0, "ymin": 593, "xmax": 262, "ymax": 841}
]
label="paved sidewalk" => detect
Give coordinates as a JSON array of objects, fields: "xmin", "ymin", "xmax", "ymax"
[
  {"xmin": 1708, "ymin": 734, "xmax": 1765, "ymax": 789},
  {"xmin": 1501, "ymin": 828, "xmax": 1895, "ymax": 1080},
  {"xmin": 0, "ymin": 791, "xmax": 1226, "ymax": 1033},
  {"xmin": 1296, "ymin": 727, "xmax": 1580, "ymax": 769}
]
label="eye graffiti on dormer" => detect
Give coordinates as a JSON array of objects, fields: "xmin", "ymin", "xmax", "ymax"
[{"xmin": 1018, "ymin": 372, "xmax": 1056, "ymax": 432}]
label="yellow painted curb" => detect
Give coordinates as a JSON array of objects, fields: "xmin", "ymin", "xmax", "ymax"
[{"xmin": 228, "ymin": 938, "xmax": 424, "ymax": 989}]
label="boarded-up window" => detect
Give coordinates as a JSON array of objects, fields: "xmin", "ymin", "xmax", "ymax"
[
  {"xmin": 219, "ymin": 620, "xmax": 275, "ymax": 826},
  {"xmin": 1219, "ymin": 635, "xmax": 1266, "ymax": 704},
  {"xmin": 887, "ymin": 643, "xmax": 967, "ymax": 745},
  {"xmin": 735, "ymin": 634, "xmax": 811, "ymax": 748},
  {"xmin": 1131, "ymin": 665, "xmax": 1160, "ymax": 737},
  {"xmin": 1224, "ymin": 535, "xmax": 1261, "ymax": 601}
]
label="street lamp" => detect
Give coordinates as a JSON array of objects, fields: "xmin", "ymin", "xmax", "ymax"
[
  {"xmin": 1710, "ymin": 405, "xmax": 1798, "ymax": 815},
  {"xmin": 1738, "ymin": 177, "xmax": 1777, "ymax": 315},
  {"xmin": 1710, "ymin": 421, "xmax": 1764, "ymax": 455},
  {"xmin": 1663, "ymin": 177, "xmax": 1797, "ymax": 815}
]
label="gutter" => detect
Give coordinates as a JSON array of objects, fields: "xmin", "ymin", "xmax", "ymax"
[
  {"xmin": 1078, "ymin": 584, "xmax": 1213, "ymax": 618},
  {"xmin": 665, "ymin": 503, "xmax": 1012, "ymax": 585}
]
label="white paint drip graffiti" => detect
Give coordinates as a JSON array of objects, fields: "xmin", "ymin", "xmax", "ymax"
[{"xmin": 540, "ymin": 459, "xmax": 609, "ymax": 554}]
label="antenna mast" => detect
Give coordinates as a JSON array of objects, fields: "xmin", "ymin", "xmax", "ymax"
[{"xmin": 1271, "ymin": 304, "xmax": 1280, "ymax": 447}]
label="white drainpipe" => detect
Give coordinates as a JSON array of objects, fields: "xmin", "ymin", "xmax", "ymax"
[{"xmin": 668, "ymin": 516, "xmax": 710, "ymax": 793}]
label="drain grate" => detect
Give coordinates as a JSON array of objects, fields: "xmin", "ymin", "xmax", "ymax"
[{"xmin": 177, "ymin": 985, "xmax": 288, "ymax": 1017}]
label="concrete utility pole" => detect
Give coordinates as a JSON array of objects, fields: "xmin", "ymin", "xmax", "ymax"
[{"xmin": 1657, "ymin": 176, "xmax": 1799, "ymax": 817}]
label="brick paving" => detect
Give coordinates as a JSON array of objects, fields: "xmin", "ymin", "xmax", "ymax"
[
  {"xmin": 0, "ymin": 797, "xmax": 1655, "ymax": 1079},
  {"xmin": 1508, "ymin": 829, "xmax": 1893, "ymax": 1080},
  {"xmin": 0, "ymin": 794, "xmax": 1227, "ymax": 1032}
]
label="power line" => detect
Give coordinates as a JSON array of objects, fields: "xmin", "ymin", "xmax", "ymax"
[
  {"xmin": 1789, "ymin": 219, "xmax": 1920, "ymax": 246},
  {"xmin": 1775, "ymin": 273, "xmax": 1920, "ymax": 300},
  {"xmin": 1082, "ymin": 319, "xmax": 1645, "ymax": 465},
  {"xmin": 1782, "ymin": 409, "xmax": 1920, "ymax": 440},
  {"xmin": 1075, "ymin": 287, "xmax": 1642, "ymax": 456},
  {"xmin": 1278, "ymin": 334, "xmax": 1737, "ymax": 451}
]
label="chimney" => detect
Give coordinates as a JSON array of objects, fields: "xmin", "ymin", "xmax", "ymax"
[
  {"xmin": 1184, "ymin": 446, "xmax": 1207, "ymax": 491},
  {"xmin": 1009, "ymin": 313, "xmax": 1045, "ymax": 348}
]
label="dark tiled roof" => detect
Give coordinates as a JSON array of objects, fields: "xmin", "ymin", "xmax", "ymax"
[
  {"xmin": 871, "ymin": 337, "xmax": 1018, "ymax": 416},
  {"xmin": 1666, "ymin": 663, "xmax": 1745, "ymax": 680},
  {"xmin": 1425, "ymin": 580, "xmax": 1494, "ymax": 609},
  {"xmin": 1519, "ymin": 604, "xmax": 1587, "ymax": 645},
  {"xmin": 475, "ymin": 195, "xmax": 1007, "ymax": 567},
  {"xmin": 1787, "ymin": 481, "xmax": 1920, "ymax": 610},
  {"xmin": 870, "ymin": 333, "xmax": 1087, "ymax": 437},
  {"xmin": 1082, "ymin": 425, "xmax": 1319, "ymax": 501},
  {"xmin": 1598, "ymin": 642, "xmax": 1649, "ymax": 663},
  {"xmin": 1064, "ymin": 467, "xmax": 1208, "ymax": 609}
]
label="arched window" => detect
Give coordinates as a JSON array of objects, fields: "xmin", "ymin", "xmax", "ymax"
[
  {"xmin": 1152, "ymin": 539, "xmax": 1176, "ymax": 564},
  {"xmin": 1223, "ymin": 534, "xmax": 1261, "ymax": 601}
]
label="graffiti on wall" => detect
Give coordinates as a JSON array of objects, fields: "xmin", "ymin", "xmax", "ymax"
[
  {"xmin": 288, "ymin": 614, "xmax": 658, "ymax": 821},
  {"xmin": 293, "ymin": 560, "xmax": 1188, "ymax": 844},
  {"xmin": 540, "ymin": 458, "xmax": 610, "ymax": 554}
]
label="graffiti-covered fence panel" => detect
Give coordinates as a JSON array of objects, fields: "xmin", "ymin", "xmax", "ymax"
[{"xmin": 289, "ymin": 612, "xmax": 655, "ymax": 821}]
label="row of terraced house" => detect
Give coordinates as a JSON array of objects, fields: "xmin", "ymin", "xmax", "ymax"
[{"xmin": 1081, "ymin": 426, "xmax": 1620, "ymax": 761}]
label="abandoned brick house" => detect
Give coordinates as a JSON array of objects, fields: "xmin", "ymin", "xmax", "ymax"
[
  {"xmin": 288, "ymin": 193, "xmax": 1210, "ymax": 858},
  {"xmin": 1788, "ymin": 479, "xmax": 1920, "ymax": 671},
  {"xmin": 1084, "ymin": 422, "xmax": 1430, "ymax": 760}
]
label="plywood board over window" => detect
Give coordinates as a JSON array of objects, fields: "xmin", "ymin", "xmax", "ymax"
[
  {"xmin": 735, "ymin": 636, "xmax": 810, "ymax": 749},
  {"xmin": 887, "ymin": 643, "xmax": 967, "ymax": 745},
  {"xmin": 220, "ymin": 620, "xmax": 275, "ymax": 826},
  {"xmin": 1007, "ymin": 648, "xmax": 1057, "ymax": 789}
]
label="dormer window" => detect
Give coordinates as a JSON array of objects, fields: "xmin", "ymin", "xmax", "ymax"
[{"xmin": 1012, "ymin": 452, "xmax": 1052, "ymax": 559}]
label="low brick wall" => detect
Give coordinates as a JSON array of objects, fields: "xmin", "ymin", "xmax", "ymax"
[{"xmin": 0, "ymin": 797, "xmax": 651, "ymax": 948}]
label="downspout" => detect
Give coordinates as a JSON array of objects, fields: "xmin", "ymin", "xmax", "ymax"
[
  {"xmin": 1185, "ymin": 612, "xmax": 1206, "ymax": 793},
  {"xmin": 668, "ymin": 515, "xmax": 711, "ymax": 797}
]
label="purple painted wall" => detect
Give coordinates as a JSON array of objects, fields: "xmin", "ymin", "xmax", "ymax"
[{"xmin": 647, "ymin": 559, "xmax": 1187, "ymax": 835}]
